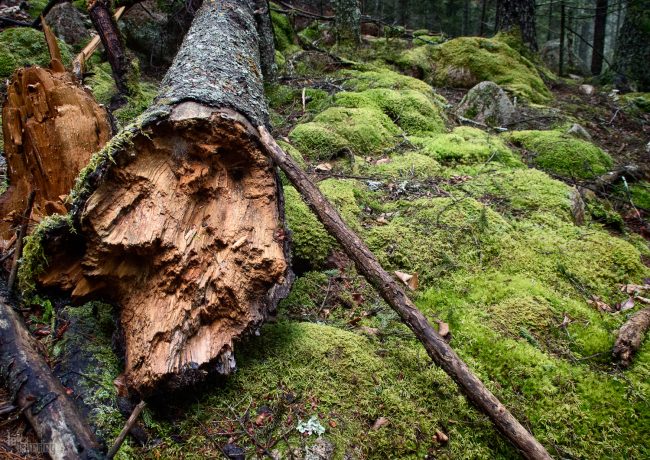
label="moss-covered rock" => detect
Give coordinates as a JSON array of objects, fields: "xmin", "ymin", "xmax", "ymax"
[
  {"xmin": 411, "ymin": 126, "xmax": 522, "ymax": 166},
  {"xmin": 0, "ymin": 27, "xmax": 73, "ymax": 80},
  {"xmin": 341, "ymin": 68, "xmax": 443, "ymax": 101},
  {"xmin": 289, "ymin": 107, "xmax": 400, "ymax": 159},
  {"xmin": 506, "ymin": 130, "xmax": 613, "ymax": 179},
  {"xmin": 397, "ymin": 36, "xmax": 551, "ymax": 103},
  {"xmin": 335, "ymin": 87, "xmax": 446, "ymax": 135}
]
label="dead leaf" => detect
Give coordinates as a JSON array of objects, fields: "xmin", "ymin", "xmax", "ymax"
[
  {"xmin": 395, "ymin": 271, "xmax": 419, "ymax": 290},
  {"xmin": 372, "ymin": 417, "xmax": 389, "ymax": 430},
  {"xmin": 620, "ymin": 284, "xmax": 650, "ymax": 294},
  {"xmin": 560, "ymin": 315, "xmax": 571, "ymax": 328},
  {"xmin": 315, "ymin": 162, "xmax": 332, "ymax": 172},
  {"xmin": 435, "ymin": 429, "xmax": 449, "ymax": 443},
  {"xmin": 351, "ymin": 292, "xmax": 364, "ymax": 305},
  {"xmin": 376, "ymin": 215, "xmax": 389, "ymax": 225},
  {"xmin": 588, "ymin": 295, "xmax": 613, "ymax": 313},
  {"xmin": 329, "ymin": 420, "xmax": 337, "ymax": 428},
  {"xmin": 113, "ymin": 374, "xmax": 128, "ymax": 397},
  {"xmin": 436, "ymin": 321, "xmax": 450, "ymax": 338},
  {"xmin": 375, "ymin": 158, "xmax": 391, "ymax": 165},
  {"xmin": 359, "ymin": 326, "xmax": 380, "ymax": 336},
  {"xmin": 619, "ymin": 297, "xmax": 635, "ymax": 311},
  {"xmin": 636, "ymin": 295, "xmax": 650, "ymax": 305}
]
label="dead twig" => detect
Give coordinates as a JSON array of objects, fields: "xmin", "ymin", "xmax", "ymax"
[
  {"xmin": 106, "ymin": 400, "xmax": 147, "ymax": 459},
  {"xmin": 7, "ymin": 190, "xmax": 36, "ymax": 292}
]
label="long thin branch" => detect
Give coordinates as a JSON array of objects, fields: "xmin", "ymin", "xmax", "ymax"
[{"xmin": 257, "ymin": 126, "xmax": 552, "ymax": 460}]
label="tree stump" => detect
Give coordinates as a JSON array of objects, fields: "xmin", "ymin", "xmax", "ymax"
[{"xmin": 0, "ymin": 65, "xmax": 112, "ymax": 242}]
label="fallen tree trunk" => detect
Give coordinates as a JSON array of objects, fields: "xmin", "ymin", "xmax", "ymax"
[
  {"xmin": 0, "ymin": 42, "xmax": 112, "ymax": 242},
  {"xmin": 257, "ymin": 128, "xmax": 553, "ymax": 460},
  {"xmin": 37, "ymin": 0, "xmax": 292, "ymax": 396},
  {"xmin": 613, "ymin": 307, "xmax": 650, "ymax": 368},
  {"xmin": 0, "ymin": 291, "xmax": 101, "ymax": 460}
]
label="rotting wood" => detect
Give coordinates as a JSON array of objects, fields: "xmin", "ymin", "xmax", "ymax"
[
  {"xmin": 0, "ymin": 291, "xmax": 101, "ymax": 460},
  {"xmin": 257, "ymin": 126, "xmax": 553, "ymax": 460},
  {"xmin": 38, "ymin": 0, "xmax": 292, "ymax": 396},
  {"xmin": 0, "ymin": 50, "xmax": 112, "ymax": 242},
  {"xmin": 613, "ymin": 307, "xmax": 650, "ymax": 368}
]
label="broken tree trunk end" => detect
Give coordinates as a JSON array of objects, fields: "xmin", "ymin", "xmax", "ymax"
[
  {"xmin": 257, "ymin": 127, "xmax": 553, "ymax": 460},
  {"xmin": 38, "ymin": 0, "xmax": 292, "ymax": 396},
  {"xmin": 0, "ymin": 292, "xmax": 101, "ymax": 460},
  {"xmin": 613, "ymin": 307, "xmax": 650, "ymax": 368}
]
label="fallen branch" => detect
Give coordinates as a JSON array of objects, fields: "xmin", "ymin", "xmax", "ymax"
[
  {"xmin": 73, "ymin": 6, "xmax": 126, "ymax": 82},
  {"xmin": 613, "ymin": 307, "xmax": 650, "ymax": 368},
  {"xmin": 106, "ymin": 400, "xmax": 146, "ymax": 459},
  {"xmin": 257, "ymin": 126, "xmax": 552, "ymax": 460},
  {"xmin": 7, "ymin": 190, "xmax": 35, "ymax": 292},
  {"xmin": 0, "ymin": 292, "xmax": 101, "ymax": 459}
]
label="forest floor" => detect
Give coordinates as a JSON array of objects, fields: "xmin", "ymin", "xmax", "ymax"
[{"xmin": 1, "ymin": 7, "xmax": 650, "ymax": 460}]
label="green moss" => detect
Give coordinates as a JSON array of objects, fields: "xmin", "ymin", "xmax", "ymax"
[
  {"xmin": 506, "ymin": 130, "xmax": 613, "ymax": 179},
  {"xmin": 284, "ymin": 185, "xmax": 335, "ymax": 265},
  {"xmin": 397, "ymin": 37, "xmax": 551, "ymax": 103},
  {"xmin": 18, "ymin": 214, "xmax": 73, "ymax": 298},
  {"xmin": 411, "ymin": 127, "xmax": 522, "ymax": 166},
  {"xmin": 289, "ymin": 107, "xmax": 400, "ymax": 159},
  {"xmin": 27, "ymin": 0, "xmax": 48, "ymax": 19},
  {"xmin": 360, "ymin": 152, "xmax": 441, "ymax": 179},
  {"xmin": 319, "ymin": 178, "xmax": 364, "ymax": 230},
  {"xmin": 0, "ymin": 27, "xmax": 73, "ymax": 80},
  {"xmin": 620, "ymin": 92, "xmax": 650, "ymax": 114},
  {"xmin": 341, "ymin": 68, "xmax": 443, "ymax": 101},
  {"xmin": 334, "ymin": 87, "xmax": 446, "ymax": 135},
  {"xmin": 628, "ymin": 182, "xmax": 650, "ymax": 210},
  {"xmin": 271, "ymin": 4, "xmax": 300, "ymax": 54}
]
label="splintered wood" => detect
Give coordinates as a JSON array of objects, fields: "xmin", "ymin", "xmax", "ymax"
[
  {"xmin": 0, "ymin": 66, "xmax": 111, "ymax": 240},
  {"xmin": 43, "ymin": 104, "xmax": 289, "ymax": 394}
]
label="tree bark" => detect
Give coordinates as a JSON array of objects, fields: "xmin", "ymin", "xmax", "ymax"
[
  {"xmin": 0, "ymin": 62, "xmax": 112, "ymax": 242},
  {"xmin": 613, "ymin": 307, "xmax": 650, "ymax": 368},
  {"xmin": 496, "ymin": 0, "xmax": 538, "ymax": 52},
  {"xmin": 257, "ymin": 128, "xmax": 553, "ymax": 460},
  {"xmin": 334, "ymin": 0, "xmax": 361, "ymax": 45},
  {"xmin": 38, "ymin": 0, "xmax": 293, "ymax": 396},
  {"xmin": 87, "ymin": 0, "xmax": 133, "ymax": 103},
  {"xmin": 591, "ymin": 0, "xmax": 608, "ymax": 75},
  {"xmin": 0, "ymin": 292, "xmax": 101, "ymax": 460},
  {"xmin": 613, "ymin": 0, "xmax": 650, "ymax": 91}
]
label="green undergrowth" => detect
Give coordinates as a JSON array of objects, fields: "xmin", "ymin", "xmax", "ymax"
[
  {"xmin": 410, "ymin": 126, "xmax": 522, "ymax": 166},
  {"xmin": 397, "ymin": 36, "xmax": 551, "ymax": 103},
  {"xmin": 271, "ymin": 2, "xmax": 300, "ymax": 54},
  {"xmin": 86, "ymin": 60, "xmax": 158, "ymax": 125},
  {"xmin": 0, "ymin": 27, "xmax": 73, "ymax": 80},
  {"xmin": 505, "ymin": 129, "xmax": 613, "ymax": 179}
]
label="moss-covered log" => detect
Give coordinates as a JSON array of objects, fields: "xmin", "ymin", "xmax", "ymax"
[
  {"xmin": 37, "ymin": 0, "xmax": 292, "ymax": 396},
  {"xmin": 0, "ymin": 291, "xmax": 102, "ymax": 460},
  {"xmin": 0, "ymin": 62, "xmax": 112, "ymax": 242}
]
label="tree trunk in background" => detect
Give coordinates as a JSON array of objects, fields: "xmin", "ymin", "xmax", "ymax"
[
  {"xmin": 613, "ymin": 0, "xmax": 650, "ymax": 91},
  {"xmin": 254, "ymin": 0, "xmax": 277, "ymax": 82},
  {"xmin": 591, "ymin": 0, "xmax": 608, "ymax": 75},
  {"xmin": 546, "ymin": 0, "xmax": 553, "ymax": 41},
  {"xmin": 334, "ymin": 0, "xmax": 361, "ymax": 45},
  {"xmin": 479, "ymin": 0, "xmax": 488, "ymax": 35},
  {"xmin": 398, "ymin": 0, "xmax": 409, "ymax": 27},
  {"xmin": 0, "ymin": 63, "xmax": 111, "ymax": 243},
  {"xmin": 496, "ymin": 0, "xmax": 538, "ymax": 51},
  {"xmin": 462, "ymin": 0, "xmax": 470, "ymax": 35},
  {"xmin": 88, "ymin": 0, "xmax": 132, "ymax": 104},
  {"xmin": 37, "ymin": 0, "xmax": 292, "ymax": 396}
]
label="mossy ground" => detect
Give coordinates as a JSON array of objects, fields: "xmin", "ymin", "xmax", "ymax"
[
  {"xmin": 140, "ymin": 51, "xmax": 650, "ymax": 458},
  {"xmin": 0, "ymin": 27, "xmax": 73, "ymax": 80}
]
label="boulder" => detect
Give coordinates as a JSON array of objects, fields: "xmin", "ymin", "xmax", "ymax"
[
  {"xmin": 566, "ymin": 123, "xmax": 592, "ymax": 141},
  {"xmin": 46, "ymin": 2, "xmax": 91, "ymax": 47},
  {"xmin": 456, "ymin": 81, "xmax": 515, "ymax": 126}
]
